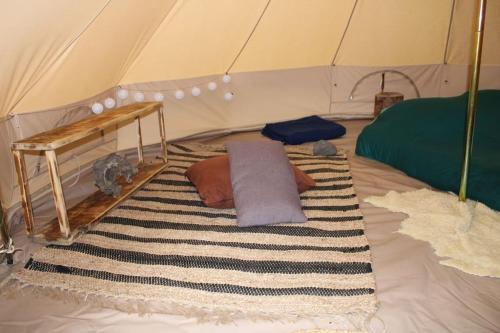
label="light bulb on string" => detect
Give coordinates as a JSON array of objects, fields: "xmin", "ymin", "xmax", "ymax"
[
  {"xmin": 104, "ymin": 97, "xmax": 116, "ymax": 109},
  {"xmin": 154, "ymin": 92, "xmax": 164, "ymax": 102},
  {"xmin": 222, "ymin": 74, "xmax": 231, "ymax": 84},
  {"xmin": 224, "ymin": 92, "xmax": 234, "ymax": 102},
  {"xmin": 207, "ymin": 82, "xmax": 217, "ymax": 91},
  {"xmin": 175, "ymin": 90, "xmax": 185, "ymax": 100},
  {"xmin": 134, "ymin": 92, "xmax": 145, "ymax": 102},
  {"xmin": 191, "ymin": 87, "xmax": 201, "ymax": 96},
  {"xmin": 117, "ymin": 89, "xmax": 128, "ymax": 100},
  {"xmin": 91, "ymin": 102, "xmax": 104, "ymax": 114}
]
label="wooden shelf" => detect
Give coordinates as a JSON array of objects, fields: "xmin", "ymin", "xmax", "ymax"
[
  {"xmin": 11, "ymin": 102, "xmax": 168, "ymax": 244},
  {"xmin": 34, "ymin": 163, "xmax": 167, "ymax": 245},
  {"xmin": 12, "ymin": 102, "xmax": 161, "ymax": 151}
]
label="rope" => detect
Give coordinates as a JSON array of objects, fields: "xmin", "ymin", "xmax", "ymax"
[
  {"xmin": 225, "ymin": 0, "xmax": 272, "ymax": 74},
  {"xmin": 0, "ymin": 237, "xmax": 15, "ymax": 256},
  {"xmin": 443, "ymin": 0, "xmax": 457, "ymax": 64},
  {"xmin": 329, "ymin": 0, "xmax": 359, "ymax": 115},
  {"xmin": 330, "ymin": 0, "xmax": 359, "ymax": 66}
]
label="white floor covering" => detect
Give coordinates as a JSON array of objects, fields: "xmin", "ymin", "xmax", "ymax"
[{"xmin": 365, "ymin": 188, "xmax": 500, "ymax": 278}]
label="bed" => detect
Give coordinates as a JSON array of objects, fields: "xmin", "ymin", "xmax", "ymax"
[
  {"xmin": 356, "ymin": 90, "xmax": 500, "ymax": 211},
  {"xmin": 0, "ymin": 120, "xmax": 499, "ymax": 333}
]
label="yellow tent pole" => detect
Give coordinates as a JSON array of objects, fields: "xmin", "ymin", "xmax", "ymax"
[{"xmin": 458, "ymin": 0, "xmax": 487, "ymax": 202}]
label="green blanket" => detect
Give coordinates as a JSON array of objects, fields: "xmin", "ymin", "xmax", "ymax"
[{"xmin": 356, "ymin": 90, "xmax": 500, "ymax": 211}]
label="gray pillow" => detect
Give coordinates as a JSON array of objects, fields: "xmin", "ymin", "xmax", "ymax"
[{"xmin": 226, "ymin": 141, "xmax": 307, "ymax": 227}]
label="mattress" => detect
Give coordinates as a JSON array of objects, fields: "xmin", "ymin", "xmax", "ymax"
[
  {"xmin": 356, "ymin": 90, "xmax": 500, "ymax": 210},
  {"xmin": 0, "ymin": 120, "xmax": 499, "ymax": 333}
]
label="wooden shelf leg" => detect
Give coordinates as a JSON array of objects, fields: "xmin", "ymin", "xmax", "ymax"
[
  {"xmin": 158, "ymin": 106, "xmax": 168, "ymax": 163},
  {"xmin": 11, "ymin": 149, "xmax": 35, "ymax": 235},
  {"xmin": 136, "ymin": 116, "xmax": 144, "ymax": 164},
  {"xmin": 45, "ymin": 150, "xmax": 70, "ymax": 238}
]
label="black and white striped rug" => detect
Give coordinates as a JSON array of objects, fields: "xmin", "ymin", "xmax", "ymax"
[{"xmin": 13, "ymin": 143, "xmax": 377, "ymax": 323}]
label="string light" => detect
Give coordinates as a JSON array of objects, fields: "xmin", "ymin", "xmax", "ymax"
[
  {"xmin": 114, "ymin": 74, "xmax": 231, "ymax": 96},
  {"xmin": 154, "ymin": 92, "xmax": 164, "ymax": 102},
  {"xmin": 117, "ymin": 89, "xmax": 128, "ymax": 100},
  {"xmin": 191, "ymin": 87, "xmax": 201, "ymax": 96},
  {"xmin": 207, "ymin": 82, "xmax": 217, "ymax": 91},
  {"xmin": 175, "ymin": 90, "xmax": 185, "ymax": 100},
  {"xmin": 104, "ymin": 97, "xmax": 116, "ymax": 109},
  {"xmin": 91, "ymin": 74, "xmax": 234, "ymax": 114},
  {"xmin": 91, "ymin": 102, "xmax": 104, "ymax": 114},
  {"xmin": 134, "ymin": 92, "xmax": 145, "ymax": 102}
]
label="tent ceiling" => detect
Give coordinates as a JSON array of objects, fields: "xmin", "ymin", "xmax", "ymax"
[
  {"xmin": 0, "ymin": 0, "xmax": 109, "ymax": 117},
  {"xmin": 448, "ymin": 0, "xmax": 500, "ymax": 65},
  {"xmin": 0, "ymin": 0, "xmax": 499, "ymax": 117},
  {"xmin": 334, "ymin": 0, "xmax": 451, "ymax": 66},
  {"xmin": 121, "ymin": 0, "xmax": 270, "ymax": 84},
  {"xmin": 8, "ymin": 0, "xmax": 176, "ymax": 115},
  {"xmin": 217, "ymin": 0, "xmax": 356, "ymax": 73}
]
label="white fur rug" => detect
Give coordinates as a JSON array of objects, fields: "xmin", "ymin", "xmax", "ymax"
[{"xmin": 365, "ymin": 188, "xmax": 500, "ymax": 278}]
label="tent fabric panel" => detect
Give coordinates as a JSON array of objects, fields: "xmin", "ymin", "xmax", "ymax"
[
  {"xmin": 117, "ymin": 66, "xmax": 332, "ymax": 149},
  {"xmin": 335, "ymin": 0, "xmax": 452, "ymax": 66},
  {"xmin": 330, "ymin": 64, "xmax": 445, "ymax": 116},
  {"xmin": 230, "ymin": 0, "xmax": 356, "ymax": 72},
  {"xmin": 0, "ymin": 120, "xmax": 17, "ymax": 209},
  {"xmin": 331, "ymin": 64, "xmax": 444, "ymax": 101},
  {"xmin": 331, "ymin": 64, "xmax": 500, "ymax": 116},
  {"xmin": 2, "ymin": 63, "xmax": 500, "ymax": 218},
  {"xmin": 120, "ymin": 0, "xmax": 269, "ymax": 84},
  {"xmin": 0, "ymin": 0, "xmax": 110, "ymax": 118},
  {"xmin": 10, "ymin": 0, "xmax": 176, "ymax": 115},
  {"xmin": 447, "ymin": 0, "xmax": 500, "ymax": 65},
  {"xmin": 481, "ymin": 0, "xmax": 500, "ymax": 64},
  {"xmin": 2, "ymin": 0, "xmax": 500, "ymax": 117},
  {"xmin": 117, "ymin": 64, "xmax": 500, "ymax": 151},
  {"xmin": 442, "ymin": 64, "xmax": 500, "ymax": 96},
  {"xmin": 1, "ymin": 89, "xmax": 117, "ymax": 210}
]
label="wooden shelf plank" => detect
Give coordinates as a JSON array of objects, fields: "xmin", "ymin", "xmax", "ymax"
[
  {"xmin": 12, "ymin": 102, "xmax": 161, "ymax": 151},
  {"xmin": 34, "ymin": 162, "xmax": 167, "ymax": 245}
]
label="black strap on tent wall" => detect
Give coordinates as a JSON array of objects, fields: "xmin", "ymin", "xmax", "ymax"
[
  {"xmin": 443, "ymin": 0, "xmax": 457, "ymax": 65},
  {"xmin": 225, "ymin": 0, "xmax": 272, "ymax": 74},
  {"xmin": 328, "ymin": 0, "xmax": 359, "ymax": 114}
]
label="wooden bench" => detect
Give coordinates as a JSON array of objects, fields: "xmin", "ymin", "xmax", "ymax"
[{"xmin": 11, "ymin": 102, "xmax": 168, "ymax": 244}]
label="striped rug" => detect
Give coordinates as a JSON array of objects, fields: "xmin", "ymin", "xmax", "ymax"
[{"xmin": 11, "ymin": 143, "xmax": 377, "ymax": 324}]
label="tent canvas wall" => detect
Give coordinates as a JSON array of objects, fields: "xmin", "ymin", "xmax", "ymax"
[{"xmin": 1, "ymin": 0, "xmax": 499, "ymax": 224}]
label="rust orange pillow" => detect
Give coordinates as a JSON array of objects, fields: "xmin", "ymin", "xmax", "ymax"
[{"xmin": 185, "ymin": 155, "xmax": 315, "ymax": 209}]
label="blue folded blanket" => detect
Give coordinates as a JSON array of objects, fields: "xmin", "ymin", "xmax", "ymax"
[{"xmin": 261, "ymin": 116, "xmax": 346, "ymax": 145}]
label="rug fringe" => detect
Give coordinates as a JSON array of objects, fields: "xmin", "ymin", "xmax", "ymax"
[
  {"xmin": 295, "ymin": 330, "xmax": 366, "ymax": 333},
  {"xmin": 1, "ymin": 276, "xmax": 377, "ymax": 327}
]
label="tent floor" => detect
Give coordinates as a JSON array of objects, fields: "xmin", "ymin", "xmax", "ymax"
[{"xmin": 1, "ymin": 120, "xmax": 499, "ymax": 333}]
